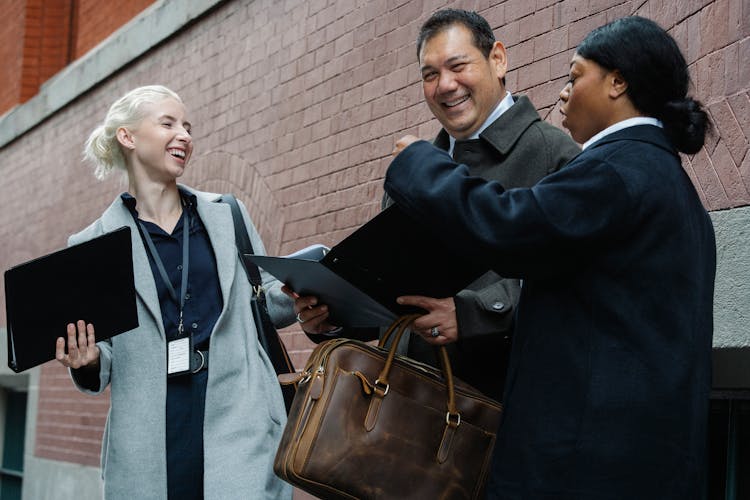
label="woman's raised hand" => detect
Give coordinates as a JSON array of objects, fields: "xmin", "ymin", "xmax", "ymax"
[{"xmin": 56, "ymin": 320, "xmax": 100, "ymax": 369}]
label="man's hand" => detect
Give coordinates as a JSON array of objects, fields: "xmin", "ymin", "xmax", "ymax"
[
  {"xmin": 392, "ymin": 135, "xmax": 421, "ymax": 157},
  {"xmin": 397, "ymin": 295, "xmax": 458, "ymax": 344},
  {"xmin": 56, "ymin": 320, "xmax": 100, "ymax": 369}
]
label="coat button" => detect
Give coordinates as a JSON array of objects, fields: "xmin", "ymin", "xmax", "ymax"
[{"xmin": 492, "ymin": 302, "xmax": 504, "ymax": 310}]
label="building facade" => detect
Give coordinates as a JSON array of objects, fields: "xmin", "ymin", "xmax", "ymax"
[{"xmin": 0, "ymin": 0, "xmax": 747, "ymax": 498}]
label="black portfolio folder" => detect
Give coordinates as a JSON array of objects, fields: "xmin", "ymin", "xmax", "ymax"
[
  {"xmin": 4, "ymin": 227, "xmax": 139, "ymax": 372},
  {"xmin": 245, "ymin": 205, "xmax": 487, "ymax": 327}
]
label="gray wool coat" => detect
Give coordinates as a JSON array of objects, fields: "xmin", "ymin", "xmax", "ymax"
[{"xmin": 69, "ymin": 186, "xmax": 295, "ymax": 499}]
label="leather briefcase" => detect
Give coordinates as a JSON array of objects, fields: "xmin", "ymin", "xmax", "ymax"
[{"xmin": 274, "ymin": 315, "xmax": 503, "ymax": 499}]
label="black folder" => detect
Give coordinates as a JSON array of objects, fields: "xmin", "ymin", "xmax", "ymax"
[
  {"xmin": 4, "ymin": 227, "xmax": 139, "ymax": 372},
  {"xmin": 245, "ymin": 205, "xmax": 487, "ymax": 327}
]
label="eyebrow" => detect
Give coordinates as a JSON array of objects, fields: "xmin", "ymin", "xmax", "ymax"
[{"xmin": 421, "ymin": 54, "xmax": 471, "ymax": 73}]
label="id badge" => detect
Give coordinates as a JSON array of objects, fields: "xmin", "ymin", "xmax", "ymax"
[{"xmin": 167, "ymin": 335, "xmax": 192, "ymax": 377}]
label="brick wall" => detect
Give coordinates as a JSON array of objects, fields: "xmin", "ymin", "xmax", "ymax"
[
  {"xmin": 0, "ymin": 0, "xmax": 26, "ymax": 113},
  {"xmin": 0, "ymin": 0, "xmax": 155, "ymax": 116},
  {"xmin": 0, "ymin": 0, "xmax": 75, "ymax": 113},
  {"xmin": 0, "ymin": 0, "xmax": 747, "ymax": 469},
  {"xmin": 73, "ymin": 0, "xmax": 154, "ymax": 58},
  {"xmin": 22, "ymin": 0, "xmax": 76, "ymax": 101}
]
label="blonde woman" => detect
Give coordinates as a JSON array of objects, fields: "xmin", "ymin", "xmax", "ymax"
[{"xmin": 56, "ymin": 85, "xmax": 294, "ymax": 499}]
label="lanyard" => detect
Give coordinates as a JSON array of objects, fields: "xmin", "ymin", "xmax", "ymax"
[{"xmin": 136, "ymin": 207, "xmax": 190, "ymax": 336}]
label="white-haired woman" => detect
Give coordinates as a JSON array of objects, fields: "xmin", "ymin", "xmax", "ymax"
[{"xmin": 55, "ymin": 85, "xmax": 294, "ymax": 499}]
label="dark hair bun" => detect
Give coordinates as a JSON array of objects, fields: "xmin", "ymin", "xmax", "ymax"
[{"xmin": 661, "ymin": 98, "xmax": 709, "ymax": 154}]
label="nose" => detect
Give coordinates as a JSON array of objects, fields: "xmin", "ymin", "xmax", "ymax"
[
  {"xmin": 559, "ymin": 82, "xmax": 570, "ymax": 102},
  {"xmin": 176, "ymin": 127, "xmax": 192, "ymax": 143},
  {"xmin": 436, "ymin": 71, "xmax": 458, "ymax": 94}
]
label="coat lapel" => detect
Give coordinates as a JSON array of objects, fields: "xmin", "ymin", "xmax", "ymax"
[
  {"xmin": 191, "ymin": 190, "xmax": 236, "ymax": 317},
  {"xmin": 98, "ymin": 197, "xmax": 164, "ymax": 337}
]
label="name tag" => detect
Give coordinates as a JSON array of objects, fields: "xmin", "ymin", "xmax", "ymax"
[{"xmin": 167, "ymin": 336, "xmax": 191, "ymax": 376}]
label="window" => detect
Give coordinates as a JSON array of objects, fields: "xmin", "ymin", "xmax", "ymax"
[{"xmin": 0, "ymin": 390, "xmax": 27, "ymax": 500}]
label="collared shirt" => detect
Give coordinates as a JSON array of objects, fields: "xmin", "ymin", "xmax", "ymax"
[
  {"xmin": 448, "ymin": 91, "xmax": 514, "ymax": 157},
  {"xmin": 583, "ymin": 116, "xmax": 664, "ymax": 150},
  {"xmin": 122, "ymin": 189, "xmax": 222, "ymax": 500}
]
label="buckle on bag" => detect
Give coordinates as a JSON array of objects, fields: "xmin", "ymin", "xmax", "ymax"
[
  {"xmin": 445, "ymin": 411, "xmax": 461, "ymax": 428},
  {"xmin": 373, "ymin": 378, "xmax": 389, "ymax": 397}
]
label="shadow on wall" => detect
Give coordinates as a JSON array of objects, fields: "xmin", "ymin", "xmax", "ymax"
[{"xmin": 187, "ymin": 151, "xmax": 284, "ymax": 256}]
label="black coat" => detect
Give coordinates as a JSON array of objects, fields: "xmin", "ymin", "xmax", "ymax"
[
  {"xmin": 386, "ymin": 95, "xmax": 579, "ymax": 401},
  {"xmin": 384, "ymin": 125, "xmax": 715, "ymax": 499}
]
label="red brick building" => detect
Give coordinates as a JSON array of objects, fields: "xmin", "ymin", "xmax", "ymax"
[{"xmin": 0, "ymin": 0, "xmax": 747, "ymax": 498}]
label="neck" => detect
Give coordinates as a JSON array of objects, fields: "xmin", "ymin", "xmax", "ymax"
[
  {"xmin": 607, "ymin": 95, "xmax": 644, "ymax": 128},
  {"xmin": 128, "ymin": 180, "xmax": 183, "ymax": 231}
]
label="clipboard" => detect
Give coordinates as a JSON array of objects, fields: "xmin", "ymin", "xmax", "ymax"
[
  {"xmin": 245, "ymin": 205, "xmax": 487, "ymax": 327},
  {"xmin": 4, "ymin": 226, "xmax": 139, "ymax": 372}
]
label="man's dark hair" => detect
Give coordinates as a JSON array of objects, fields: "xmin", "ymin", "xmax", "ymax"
[{"xmin": 416, "ymin": 9, "xmax": 496, "ymax": 61}]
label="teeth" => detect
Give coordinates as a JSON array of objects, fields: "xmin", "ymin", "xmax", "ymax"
[
  {"xmin": 168, "ymin": 149, "xmax": 185, "ymax": 158},
  {"xmin": 444, "ymin": 95, "xmax": 470, "ymax": 108}
]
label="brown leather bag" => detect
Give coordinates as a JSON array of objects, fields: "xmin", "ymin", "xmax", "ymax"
[{"xmin": 274, "ymin": 315, "xmax": 503, "ymax": 499}]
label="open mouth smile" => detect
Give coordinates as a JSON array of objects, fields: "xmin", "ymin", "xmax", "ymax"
[
  {"xmin": 442, "ymin": 95, "xmax": 470, "ymax": 108},
  {"xmin": 168, "ymin": 148, "xmax": 186, "ymax": 159}
]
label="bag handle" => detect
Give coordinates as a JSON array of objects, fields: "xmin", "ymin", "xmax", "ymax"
[
  {"xmin": 368, "ymin": 315, "xmax": 460, "ymax": 437},
  {"xmin": 377, "ymin": 316, "xmax": 458, "ymax": 422}
]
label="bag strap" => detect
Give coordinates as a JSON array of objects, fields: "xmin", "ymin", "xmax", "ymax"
[{"xmin": 221, "ymin": 194, "xmax": 264, "ymax": 293}]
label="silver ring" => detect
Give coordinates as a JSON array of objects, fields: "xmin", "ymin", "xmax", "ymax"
[
  {"xmin": 430, "ymin": 326, "xmax": 440, "ymax": 338},
  {"xmin": 296, "ymin": 312, "xmax": 304, "ymax": 323}
]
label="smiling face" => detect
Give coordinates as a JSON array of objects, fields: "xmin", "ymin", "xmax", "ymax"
[
  {"xmin": 118, "ymin": 97, "xmax": 193, "ymax": 184},
  {"xmin": 419, "ymin": 24, "xmax": 507, "ymax": 139},
  {"xmin": 559, "ymin": 54, "xmax": 618, "ymax": 144}
]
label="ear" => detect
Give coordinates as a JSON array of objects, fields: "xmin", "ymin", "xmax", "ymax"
[
  {"xmin": 489, "ymin": 41, "xmax": 508, "ymax": 83},
  {"xmin": 116, "ymin": 127, "xmax": 135, "ymax": 150},
  {"xmin": 608, "ymin": 70, "xmax": 628, "ymax": 99}
]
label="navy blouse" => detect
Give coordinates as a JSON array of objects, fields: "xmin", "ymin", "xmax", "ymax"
[{"xmin": 123, "ymin": 190, "xmax": 223, "ymax": 500}]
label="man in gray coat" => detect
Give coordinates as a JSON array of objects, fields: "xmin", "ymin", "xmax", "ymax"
[{"xmin": 296, "ymin": 9, "xmax": 579, "ymax": 401}]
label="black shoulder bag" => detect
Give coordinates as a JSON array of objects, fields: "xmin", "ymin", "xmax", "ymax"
[{"xmin": 221, "ymin": 194, "xmax": 296, "ymax": 412}]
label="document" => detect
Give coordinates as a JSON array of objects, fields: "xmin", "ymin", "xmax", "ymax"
[
  {"xmin": 4, "ymin": 227, "xmax": 139, "ymax": 372},
  {"xmin": 245, "ymin": 205, "xmax": 487, "ymax": 327}
]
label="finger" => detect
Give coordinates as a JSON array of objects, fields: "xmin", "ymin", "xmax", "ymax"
[
  {"xmin": 397, "ymin": 295, "xmax": 437, "ymax": 310},
  {"xmin": 87, "ymin": 323, "xmax": 97, "ymax": 353},
  {"xmin": 303, "ymin": 310, "xmax": 333, "ymax": 334},
  {"xmin": 294, "ymin": 295, "xmax": 319, "ymax": 312},
  {"xmin": 419, "ymin": 332, "xmax": 456, "ymax": 346},
  {"xmin": 297, "ymin": 304, "xmax": 327, "ymax": 324},
  {"xmin": 281, "ymin": 285, "xmax": 300, "ymax": 299},
  {"xmin": 55, "ymin": 337, "xmax": 68, "ymax": 364},
  {"xmin": 66, "ymin": 322, "xmax": 79, "ymax": 357},
  {"xmin": 78, "ymin": 320, "xmax": 89, "ymax": 348}
]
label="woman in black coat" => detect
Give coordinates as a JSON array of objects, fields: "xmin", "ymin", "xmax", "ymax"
[{"xmin": 385, "ymin": 16, "xmax": 715, "ymax": 500}]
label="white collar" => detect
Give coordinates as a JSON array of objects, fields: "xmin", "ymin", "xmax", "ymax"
[
  {"xmin": 582, "ymin": 117, "xmax": 663, "ymax": 150},
  {"xmin": 449, "ymin": 91, "xmax": 514, "ymax": 156}
]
